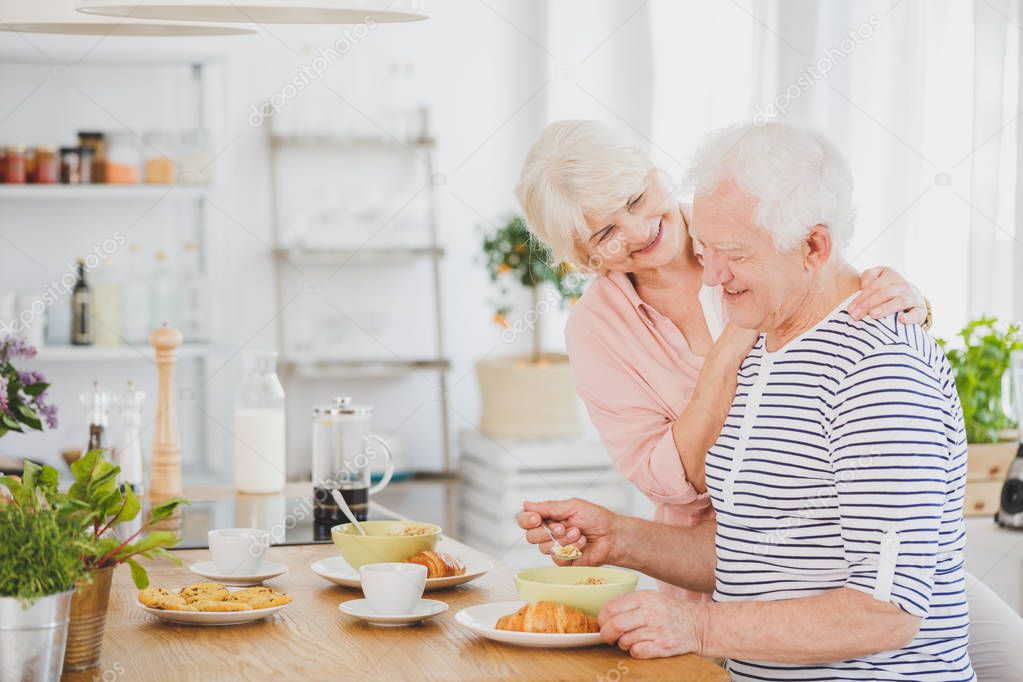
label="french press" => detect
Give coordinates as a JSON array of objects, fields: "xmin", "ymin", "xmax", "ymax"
[{"xmin": 311, "ymin": 397, "xmax": 395, "ymax": 523}]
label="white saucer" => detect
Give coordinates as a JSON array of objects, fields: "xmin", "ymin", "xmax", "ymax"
[
  {"xmin": 339, "ymin": 598, "xmax": 448, "ymax": 627},
  {"xmin": 311, "ymin": 555, "xmax": 491, "ymax": 591},
  {"xmin": 454, "ymin": 601, "xmax": 603, "ymax": 648},
  {"xmin": 189, "ymin": 561, "xmax": 289, "ymax": 586}
]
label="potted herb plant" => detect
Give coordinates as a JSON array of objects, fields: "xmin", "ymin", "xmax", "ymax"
[
  {"xmin": 5, "ymin": 452, "xmax": 188, "ymax": 671},
  {"xmin": 476, "ymin": 215, "xmax": 587, "ymax": 437},
  {"xmin": 0, "ymin": 464, "xmax": 89, "ymax": 682},
  {"xmin": 939, "ymin": 317, "xmax": 1023, "ymax": 514}
]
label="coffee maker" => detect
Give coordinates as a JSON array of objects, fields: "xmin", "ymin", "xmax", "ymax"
[{"xmin": 996, "ymin": 350, "xmax": 1023, "ymax": 529}]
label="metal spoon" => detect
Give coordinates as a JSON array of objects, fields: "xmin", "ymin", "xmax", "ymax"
[
  {"xmin": 331, "ymin": 489, "xmax": 367, "ymax": 536},
  {"xmin": 541, "ymin": 521, "xmax": 581, "ymax": 560}
]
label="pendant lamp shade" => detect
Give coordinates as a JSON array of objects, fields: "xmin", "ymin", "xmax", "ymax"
[
  {"xmin": 76, "ymin": 0, "xmax": 428, "ymax": 24},
  {"xmin": 0, "ymin": 0, "xmax": 254, "ymax": 35}
]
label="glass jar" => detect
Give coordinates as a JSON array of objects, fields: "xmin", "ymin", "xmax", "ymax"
[
  {"xmin": 102, "ymin": 132, "xmax": 140, "ymax": 184},
  {"xmin": 143, "ymin": 131, "xmax": 176, "ymax": 184},
  {"xmin": 234, "ymin": 351, "xmax": 286, "ymax": 493},
  {"xmin": 60, "ymin": 147, "xmax": 81, "ymax": 184},
  {"xmin": 31, "ymin": 146, "xmax": 57, "ymax": 184},
  {"xmin": 178, "ymin": 129, "xmax": 211, "ymax": 185},
  {"xmin": 2, "ymin": 145, "xmax": 26, "ymax": 184}
]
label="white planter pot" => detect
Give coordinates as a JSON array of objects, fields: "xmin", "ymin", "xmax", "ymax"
[{"xmin": 476, "ymin": 354, "xmax": 579, "ymax": 438}]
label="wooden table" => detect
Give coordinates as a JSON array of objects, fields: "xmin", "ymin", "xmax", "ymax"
[{"xmin": 62, "ymin": 537, "xmax": 727, "ymax": 681}]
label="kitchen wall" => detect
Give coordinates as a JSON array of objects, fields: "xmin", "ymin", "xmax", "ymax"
[{"xmin": 0, "ymin": 1, "xmax": 651, "ymax": 479}]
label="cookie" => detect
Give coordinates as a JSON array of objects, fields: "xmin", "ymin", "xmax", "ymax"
[
  {"xmin": 179, "ymin": 581, "xmax": 230, "ymax": 604},
  {"xmin": 194, "ymin": 600, "xmax": 253, "ymax": 612},
  {"xmin": 138, "ymin": 587, "xmax": 194, "ymax": 611},
  {"xmin": 226, "ymin": 586, "xmax": 292, "ymax": 609}
]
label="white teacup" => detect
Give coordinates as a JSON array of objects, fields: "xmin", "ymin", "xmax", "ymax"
[
  {"xmin": 208, "ymin": 528, "xmax": 267, "ymax": 575},
  {"xmin": 359, "ymin": 563, "xmax": 427, "ymax": 615}
]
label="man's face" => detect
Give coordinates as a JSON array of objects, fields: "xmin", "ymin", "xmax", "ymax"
[{"xmin": 691, "ymin": 180, "xmax": 812, "ymax": 331}]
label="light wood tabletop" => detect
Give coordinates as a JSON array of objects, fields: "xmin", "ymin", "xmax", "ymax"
[{"xmin": 62, "ymin": 536, "xmax": 727, "ymax": 681}]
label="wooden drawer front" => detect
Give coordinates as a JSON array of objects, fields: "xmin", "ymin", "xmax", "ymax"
[
  {"xmin": 965, "ymin": 480, "xmax": 1003, "ymax": 517},
  {"xmin": 967, "ymin": 442, "xmax": 1018, "ymax": 481}
]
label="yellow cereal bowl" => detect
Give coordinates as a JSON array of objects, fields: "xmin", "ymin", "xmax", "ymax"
[
  {"xmin": 514, "ymin": 566, "xmax": 638, "ymax": 616},
  {"xmin": 331, "ymin": 521, "xmax": 441, "ymax": 569}
]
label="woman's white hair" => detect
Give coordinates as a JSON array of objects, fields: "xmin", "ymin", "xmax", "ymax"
[
  {"xmin": 688, "ymin": 121, "xmax": 856, "ymax": 251},
  {"xmin": 516, "ymin": 120, "xmax": 653, "ymax": 267}
]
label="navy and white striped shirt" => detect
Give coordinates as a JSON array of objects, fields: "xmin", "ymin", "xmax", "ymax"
[{"xmin": 705, "ymin": 297, "xmax": 974, "ymax": 681}]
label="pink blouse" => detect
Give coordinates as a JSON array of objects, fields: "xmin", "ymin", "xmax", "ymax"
[{"xmin": 564, "ymin": 270, "xmax": 725, "ymax": 600}]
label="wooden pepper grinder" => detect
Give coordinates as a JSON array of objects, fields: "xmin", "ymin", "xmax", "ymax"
[{"xmin": 149, "ymin": 324, "xmax": 182, "ymax": 500}]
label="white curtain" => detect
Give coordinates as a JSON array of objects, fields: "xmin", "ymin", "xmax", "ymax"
[{"xmin": 649, "ymin": 0, "xmax": 1022, "ymax": 339}]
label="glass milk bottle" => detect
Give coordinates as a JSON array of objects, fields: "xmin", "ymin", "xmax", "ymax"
[{"xmin": 234, "ymin": 351, "xmax": 286, "ymax": 493}]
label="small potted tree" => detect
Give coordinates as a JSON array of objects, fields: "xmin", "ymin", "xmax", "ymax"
[
  {"xmin": 476, "ymin": 215, "xmax": 587, "ymax": 437},
  {"xmin": 0, "ymin": 465, "xmax": 88, "ymax": 681},
  {"xmin": 939, "ymin": 317, "xmax": 1023, "ymax": 514}
]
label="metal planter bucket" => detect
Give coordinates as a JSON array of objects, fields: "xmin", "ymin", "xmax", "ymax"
[
  {"xmin": 0, "ymin": 589, "xmax": 73, "ymax": 682},
  {"xmin": 64, "ymin": 566, "xmax": 115, "ymax": 672}
]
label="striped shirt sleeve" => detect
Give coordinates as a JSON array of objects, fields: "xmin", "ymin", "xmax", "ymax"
[{"xmin": 828, "ymin": 343, "xmax": 952, "ymax": 618}]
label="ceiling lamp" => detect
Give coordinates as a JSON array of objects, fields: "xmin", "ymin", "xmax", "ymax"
[
  {"xmin": 76, "ymin": 1, "xmax": 429, "ymax": 24},
  {"xmin": 0, "ymin": 0, "xmax": 254, "ymax": 35}
]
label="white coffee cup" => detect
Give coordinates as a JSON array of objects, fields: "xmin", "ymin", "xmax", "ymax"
[
  {"xmin": 359, "ymin": 562, "xmax": 426, "ymax": 615},
  {"xmin": 208, "ymin": 528, "xmax": 268, "ymax": 575}
]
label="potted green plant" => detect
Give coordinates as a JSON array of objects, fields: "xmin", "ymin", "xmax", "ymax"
[
  {"xmin": 477, "ymin": 215, "xmax": 587, "ymax": 437},
  {"xmin": 0, "ymin": 464, "xmax": 89, "ymax": 681},
  {"xmin": 62, "ymin": 450, "xmax": 188, "ymax": 671},
  {"xmin": 5, "ymin": 452, "xmax": 188, "ymax": 671},
  {"xmin": 939, "ymin": 317, "xmax": 1023, "ymax": 514}
]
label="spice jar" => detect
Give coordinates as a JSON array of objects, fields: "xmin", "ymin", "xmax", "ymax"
[
  {"xmin": 2, "ymin": 145, "xmax": 27, "ymax": 184},
  {"xmin": 100, "ymin": 132, "xmax": 140, "ymax": 184},
  {"xmin": 60, "ymin": 147, "xmax": 81, "ymax": 184},
  {"xmin": 30, "ymin": 146, "xmax": 57, "ymax": 184},
  {"xmin": 143, "ymin": 131, "xmax": 176, "ymax": 184},
  {"xmin": 78, "ymin": 131, "xmax": 106, "ymax": 159},
  {"xmin": 78, "ymin": 146, "xmax": 93, "ymax": 184}
]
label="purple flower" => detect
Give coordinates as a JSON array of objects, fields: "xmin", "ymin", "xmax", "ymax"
[
  {"xmin": 16, "ymin": 369, "xmax": 45, "ymax": 386},
  {"xmin": 36, "ymin": 395, "xmax": 57, "ymax": 430},
  {"xmin": 0, "ymin": 336, "xmax": 37, "ymax": 361},
  {"xmin": 0, "ymin": 375, "xmax": 7, "ymax": 413}
]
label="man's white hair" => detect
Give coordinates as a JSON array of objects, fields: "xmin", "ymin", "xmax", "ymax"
[
  {"xmin": 516, "ymin": 120, "xmax": 653, "ymax": 267},
  {"xmin": 688, "ymin": 121, "xmax": 856, "ymax": 251}
]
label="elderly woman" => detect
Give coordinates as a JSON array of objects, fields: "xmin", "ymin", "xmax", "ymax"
[
  {"xmin": 515, "ymin": 120, "xmax": 927, "ymax": 602},
  {"xmin": 519, "ymin": 121, "xmax": 975, "ymax": 679}
]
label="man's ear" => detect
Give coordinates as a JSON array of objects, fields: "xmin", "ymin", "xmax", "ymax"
[{"xmin": 802, "ymin": 224, "xmax": 832, "ymax": 271}]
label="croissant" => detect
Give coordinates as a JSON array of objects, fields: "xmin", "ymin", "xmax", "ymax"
[
  {"xmin": 495, "ymin": 601, "xmax": 599, "ymax": 634},
  {"xmin": 403, "ymin": 550, "xmax": 466, "ymax": 578}
]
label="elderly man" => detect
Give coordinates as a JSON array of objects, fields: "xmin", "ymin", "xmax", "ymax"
[{"xmin": 519, "ymin": 122, "xmax": 974, "ymax": 680}]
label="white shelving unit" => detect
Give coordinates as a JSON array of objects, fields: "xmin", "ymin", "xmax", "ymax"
[
  {"xmin": 266, "ymin": 113, "xmax": 452, "ymax": 473},
  {"xmin": 34, "ymin": 344, "xmax": 212, "ymax": 362},
  {"xmin": 0, "ymin": 184, "xmax": 203, "ymax": 199},
  {"xmin": 0, "ymin": 54, "xmax": 228, "ymax": 476}
]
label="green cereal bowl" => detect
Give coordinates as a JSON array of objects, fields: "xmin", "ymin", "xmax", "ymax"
[
  {"xmin": 514, "ymin": 566, "xmax": 638, "ymax": 617},
  {"xmin": 330, "ymin": 521, "xmax": 441, "ymax": 569}
]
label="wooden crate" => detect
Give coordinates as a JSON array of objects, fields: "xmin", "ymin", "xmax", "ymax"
[{"xmin": 964, "ymin": 442, "xmax": 1018, "ymax": 517}]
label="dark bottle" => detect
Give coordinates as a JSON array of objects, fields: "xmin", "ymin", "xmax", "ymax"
[{"xmin": 71, "ymin": 257, "xmax": 93, "ymax": 345}]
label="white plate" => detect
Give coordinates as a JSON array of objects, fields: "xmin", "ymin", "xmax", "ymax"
[
  {"xmin": 454, "ymin": 601, "xmax": 603, "ymax": 648},
  {"xmin": 136, "ymin": 586, "xmax": 291, "ymax": 626},
  {"xmin": 311, "ymin": 555, "xmax": 492, "ymax": 591},
  {"xmin": 339, "ymin": 598, "xmax": 448, "ymax": 627},
  {"xmin": 188, "ymin": 561, "xmax": 289, "ymax": 586}
]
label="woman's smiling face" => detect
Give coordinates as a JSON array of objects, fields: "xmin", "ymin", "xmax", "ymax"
[{"xmin": 581, "ymin": 170, "xmax": 685, "ymax": 273}]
